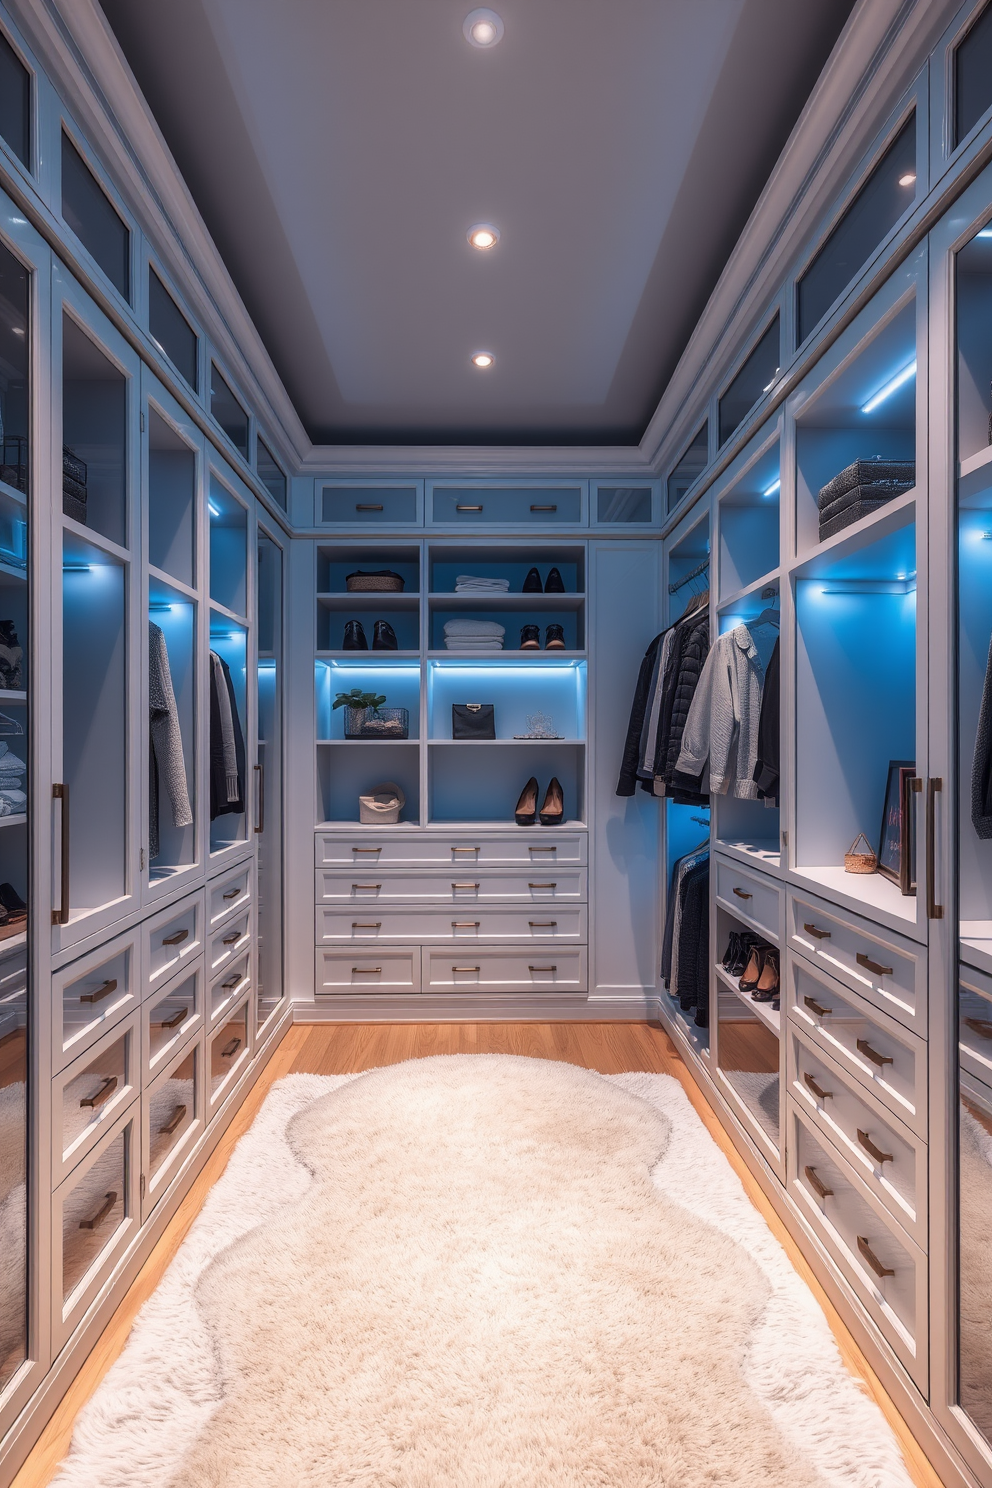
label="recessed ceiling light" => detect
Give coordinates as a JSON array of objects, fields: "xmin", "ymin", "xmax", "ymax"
[
  {"xmin": 464, "ymin": 8, "xmax": 503, "ymax": 47},
  {"xmin": 467, "ymin": 223, "xmax": 500, "ymax": 250},
  {"xmin": 471, "ymin": 351, "xmax": 495, "ymax": 368},
  {"xmin": 898, "ymin": 171, "xmax": 917, "ymax": 187}
]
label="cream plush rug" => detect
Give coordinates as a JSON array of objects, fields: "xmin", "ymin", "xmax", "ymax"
[{"xmin": 53, "ymin": 1058, "xmax": 913, "ymax": 1488}]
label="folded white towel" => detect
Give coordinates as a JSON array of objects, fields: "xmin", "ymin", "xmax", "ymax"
[
  {"xmin": 0, "ymin": 788, "xmax": 25, "ymax": 808},
  {"xmin": 455, "ymin": 576, "xmax": 510, "ymax": 591},
  {"xmin": 444, "ymin": 639, "xmax": 504, "ymax": 650},
  {"xmin": 443, "ymin": 618, "xmax": 506, "ymax": 637}
]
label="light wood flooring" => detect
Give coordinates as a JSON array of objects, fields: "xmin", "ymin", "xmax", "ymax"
[{"xmin": 12, "ymin": 1020, "xmax": 945, "ymax": 1488}]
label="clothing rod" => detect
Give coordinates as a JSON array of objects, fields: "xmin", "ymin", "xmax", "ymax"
[{"xmin": 668, "ymin": 557, "xmax": 709, "ymax": 594}]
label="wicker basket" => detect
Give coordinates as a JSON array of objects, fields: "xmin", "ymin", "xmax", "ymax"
[
  {"xmin": 844, "ymin": 832, "xmax": 878, "ymax": 874},
  {"xmin": 345, "ymin": 706, "xmax": 409, "ymax": 739},
  {"xmin": 345, "ymin": 569, "xmax": 404, "ymax": 593}
]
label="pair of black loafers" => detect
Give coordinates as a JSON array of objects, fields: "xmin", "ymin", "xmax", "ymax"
[
  {"xmin": 523, "ymin": 567, "xmax": 565, "ymax": 594},
  {"xmin": 520, "ymin": 624, "xmax": 565, "ymax": 650},
  {"xmin": 343, "ymin": 620, "xmax": 397, "ymax": 650}
]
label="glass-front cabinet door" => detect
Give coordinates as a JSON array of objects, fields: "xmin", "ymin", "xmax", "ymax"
[
  {"xmin": 255, "ymin": 524, "xmax": 283, "ymax": 1036},
  {"xmin": 207, "ymin": 455, "xmax": 252, "ymax": 859},
  {"xmin": 53, "ymin": 268, "xmax": 141, "ymax": 949}
]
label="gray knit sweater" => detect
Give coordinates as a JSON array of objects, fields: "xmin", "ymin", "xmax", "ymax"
[
  {"xmin": 149, "ymin": 622, "xmax": 193, "ymax": 857},
  {"xmin": 675, "ymin": 624, "xmax": 766, "ymax": 798}
]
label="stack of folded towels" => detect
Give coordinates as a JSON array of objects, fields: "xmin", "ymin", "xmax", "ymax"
[
  {"xmin": 454, "ymin": 575, "xmax": 510, "ymax": 594},
  {"xmin": 0, "ymin": 741, "xmax": 26, "ymax": 816},
  {"xmin": 443, "ymin": 618, "xmax": 505, "ymax": 651}
]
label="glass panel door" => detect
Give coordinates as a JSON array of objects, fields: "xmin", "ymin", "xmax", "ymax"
[
  {"xmin": 208, "ymin": 463, "xmax": 250, "ymax": 857},
  {"xmin": 255, "ymin": 529, "xmax": 283, "ymax": 1032}
]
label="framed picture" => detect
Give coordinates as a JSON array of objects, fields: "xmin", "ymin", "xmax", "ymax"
[{"xmin": 877, "ymin": 759, "xmax": 916, "ymax": 896}]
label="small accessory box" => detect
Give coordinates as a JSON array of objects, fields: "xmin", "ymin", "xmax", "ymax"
[{"xmin": 451, "ymin": 704, "xmax": 496, "ymax": 739}]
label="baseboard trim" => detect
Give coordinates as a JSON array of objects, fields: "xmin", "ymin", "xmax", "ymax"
[{"xmin": 294, "ymin": 993, "xmax": 653, "ymax": 1023}]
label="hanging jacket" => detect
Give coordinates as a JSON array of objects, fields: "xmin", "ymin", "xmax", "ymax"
[
  {"xmin": 149, "ymin": 622, "xmax": 193, "ymax": 859},
  {"xmin": 675, "ymin": 624, "xmax": 767, "ymax": 798},
  {"xmin": 662, "ymin": 846, "xmax": 708, "ymax": 985},
  {"xmin": 616, "ymin": 633, "xmax": 663, "ymax": 796},
  {"xmin": 655, "ymin": 609, "xmax": 709, "ymax": 789},
  {"xmin": 973, "ymin": 632, "xmax": 992, "ymax": 839},
  {"xmin": 675, "ymin": 858, "xmax": 710, "ymax": 1026},
  {"xmin": 210, "ymin": 651, "xmax": 246, "ymax": 820},
  {"xmin": 752, "ymin": 637, "xmax": 780, "ymax": 803}
]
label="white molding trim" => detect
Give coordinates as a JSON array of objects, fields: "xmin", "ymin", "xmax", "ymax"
[
  {"xmin": 293, "ymin": 994, "xmax": 654, "ymax": 1023},
  {"xmin": 299, "ymin": 445, "xmax": 654, "ymax": 478}
]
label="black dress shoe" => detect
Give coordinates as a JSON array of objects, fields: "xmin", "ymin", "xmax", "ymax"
[
  {"xmin": 520, "ymin": 624, "xmax": 541, "ymax": 649},
  {"xmin": 539, "ymin": 777, "xmax": 564, "ymax": 825},
  {"xmin": 545, "ymin": 624, "xmax": 565, "ymax": 650},
  {"xmin": 343, "ymin": 620, "xmax": 368, "ymax": 650},
  {"xmin": 515, "ymin": 776, "xmax": 539, "ymax": 824},
  {"xmin": 373, "ymin": 620, "xmax": 398, "ymax": 650},
  {"xmin": 544, "ymin": 567, "xmax": 565, "ymax": 593},
  {"xmin": 523, "ymin": 567, "xmax": 542, "ymax": 593}
]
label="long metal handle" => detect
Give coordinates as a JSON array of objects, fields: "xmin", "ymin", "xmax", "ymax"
[
  {"xmin": 804, "ymin": 1165, "xmax": 833, "ymax": 1199},
  {"xmin": 530, "ymin": 504, "xmax": 557, "ymax": 512},
  {"xmin": 803, "ymin": 994, "xmax": 832, "ymax": 1017},
  {"xmin": 222, "ymin": 886, "xmax": 242, "ymax": 900},
  {"xmin": 162, "ymin": 929, "xmax": 189, "ymax": 947},
  {"xmin": 352, "ymin": 966, "xmax": 382, "ymax": 974},
  {"xmin": 732, "ymin": 886, "xmax": 752, "ymax": 900},
  {"xmin": 803, "ymin": 1071, "xmax": 831, "ymax": 1101},
  {"xmin": 451, "ymin": 882, "xmax": 480, "ymax": 890},
  {"xmin": 452, "ymin": 920, "xmax": 480, "ymax": 928},
  {"xmin": 254, "ymin": 762, "xmax": 264, "ymax": 835},
  {"xmin": 964, "ymin": 1016, "xmax": 992, "ymax": 1041},
  {"xmin": 529, "ymin": 964, "xmax": 557, "ymax": 972},
  {"xmin": 857, "ymin": 1128, "xmax": 893, "ymax": 1164},
  {"xmin": 926, "ymin": 777, "xmax": 943, "ymax": 919},
  {"xmin": 352, "ymin": 921, "xmax": 382, "ymax": 929},
  {"xmin": 856, "ymin": 952, "xmax": 893, "ymax": 977},
  {"xmin": 857, "ymin": 1037, "xmax": 893, "ymax": 1068},
  {"xmin": 529, "ymin": 845, "xmax": 557, "ymax": 853},
  {"xmin": 79, "ymin": 978, "xmax": 118, "ymax": 1005},
  {"xmin": 529, "ymin": 882, "xmax": 557, "ymax": 889},
  {"xmin": 159, "ymin": 1005, "xmax": 189, "ymax": 1030},
  {"xmin": 352, "ymin": 846, "xmax": 381, "ymax": 853},
  {"xmin": 451, "ymin": 846, "xmax": 478, "ymax": 854},
  {"xmin": 159, "ymin": 1104, "xmax": 187, "ymax": 1136},
  {"xmin": 222, "ymin": 932, "xmax": 241, "ymax": 946},
  {"xmin": 529, "ymin": 920, "xmax": 558, "ymax": 927},
  {"xmin": 452, "ymin": 965, "xmax": 480, "ymax": 972},
  {"xmin": 79, "ymin": 1191, "xmax": 117, "ymax": 1230},
  {"xmin": 352, "ymin": 883, "xmax": 382, "ymax": 890},
  {"xmin": 220, "ymin": 1037, "xmax": 241, "ymax": 1058},
  {"xmin": 803, "ymin": 922, "xmax": 831, "ymax": 940},
  {"xmin": 79, "ymin": 1075, "xmax": 118, "ymax": 1109},
  {"xmin": 53, "ymin": 782, "xmax": 70, "ymax": 926},
  {"xmin": 356, "ymin": 503, "xmax": 383, "ymax": 512},
  {"xmin": 456, "ymin": 504, "xmax": 483, "ymax": 512},
  {"xmin": 857, "ymin": 1235, "xmax": 894, "ymax": 1278},
  {"xmin": 221, "ymin": 974, "xmax": 241, "ymax": 989}
]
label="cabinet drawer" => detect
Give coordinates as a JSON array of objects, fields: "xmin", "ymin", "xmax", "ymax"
[
  {"xmin": 423, "ymin": 946, "xmax": 587, "ymax": 992},
  {"xmin": 54, "ymin": 1108, "xmax": 137, "ymax": 1349},
  {"xmin": 53, "ymin": 1014, "xmax": 138, "ymax": 1184},
  {"xmin": 429, "ymin": 486, "xmax": 582, "ymax": 526},
  {"xmin": 788, "ymin": 1026, "xmax": 926, "ymax": 1248},
  {"xmin": 209, "ymin": 910, "xmax": 250, "ymax": 976},
  {"xmin": 143, "ymin": 892, "xmax": 204, "ymax": 994},
  {"xmin": 715, "ymin": 858, "xmax": 780, "ymax": 940},
  {"xmin": 316, "ymin": 905, "xmax": 587, "ymax": 944},
  {"xmin": 316, "ymin": 947, "xmax": 420, "ymax": 994},
  {"xmin": 54, "ymin": 937, "xmax": 136, "ymax": 1073},
  {"xmin": 209, "ymin": 863, "xmax": 252, "ymax": 929},
  {"xmin": 315, "ymin": 867, "xmax": 587, "ymax": 905},
  {"xmin": 144, "ymin": 965, "xmax": 203, "ymax": 1078},
  {"xmin": 789, "ymin": 1104, "xmax": 927, "ymax": 1387},
  {"xmin": 210, "ymin": 953, "xmax": 251, "ymax": 1022},
  {"xmin": 789, "ymin": 890, "xmax": 925, "ymax": 1035},
  {"xmin": 208, "ymin": 998, "xmax": 250, "ymax": 1113},
  {"xmin": 315, "ymin": 831, "xmax": 588, "ymax": 868},
  {"xmin": 960, "ymin": 961, "xmax": 992, "ymax": 1103},
  {"xmin": 788, "ymin": 957, "xmax": 926, "ymax": 1136},
  {"xmin": 320, "ymin": 484, "xmax": 420, "ymax": 526},
  {"xmin": 142, "ymin": 1038, "xmax": 202, "ymax": 1220}
]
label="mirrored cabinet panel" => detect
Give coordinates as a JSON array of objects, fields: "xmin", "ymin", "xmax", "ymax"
[{"xmin": 255, "ymin": 530, "xmax": 283, "ymax": 1032}]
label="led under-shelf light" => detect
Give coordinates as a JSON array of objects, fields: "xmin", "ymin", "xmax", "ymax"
[
  {"xmin": 762, "ymin": 478, "xmax": 781, "ymax": 497},
  {"xmin": 977, "ymin": 228, "xmax": 992, "ymax": 239},
  {"xmin": 208, "ymin": 500, "xmax": 221, "ymax": 516},
  {"xmin": 860, "ymin": 359, "xmax": 916, "ymax": 414}
]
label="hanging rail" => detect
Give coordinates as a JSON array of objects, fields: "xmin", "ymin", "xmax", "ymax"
[{"xmin": 668, "ymin": 557, "xmax": 709, "ymax": 594}]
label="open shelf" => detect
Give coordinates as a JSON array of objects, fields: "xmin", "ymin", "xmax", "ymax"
[
  {"xmin": 62, "ymin": 314, "xmax": 128, "ymax": 549},
  {"xmin": 717, "ymin": 429, "xmax": 779, "ymax": 602},
  {"xmin": 427, "ymin": 592, "xmax": 585, "ymax": 610},
  {"xmin": 716, "ymin": 962, "xmax": 780, "ymax": 1033},
  {"xmin": 428, "ymin": 741, "xmax": 584, "ymax": 825},
  {"xmin": 792, "ymin": 864, "xmax": 917, "ymax": 925},
  {"xmin": 428, "ymin": 738, "xmax": 584, "ymax": 746}
]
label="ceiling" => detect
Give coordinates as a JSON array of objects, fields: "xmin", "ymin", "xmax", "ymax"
[{"xmin": 97, "ymin": 0, "xmax": 857, "ymax": 447}]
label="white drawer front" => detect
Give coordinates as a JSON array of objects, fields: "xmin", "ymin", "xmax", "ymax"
[
  {"xmin": 208, "ymin": 998, "xmax": 251, "ymax": 1114},
  {"xmin": 209, "ymin": 863, "xmax": 252, "ymax": 929},
  {"xmin": 423, "ymin": 947, "xmax": 587, "ymax": 992},
  {"xmin": 788, "ymin": 1026, "xmax": 926, "ymax": 1248},
  {"xmin": 315, "ymin": 868, "xmax": 587, "ymax": 905},
  {"xmin": 209, "ymin": 911, "xmax": 251, "ymax": 977},
  {"xmin": 789, "ymin": 1104, "xmax": 927, "ymax": 1388},
  {"xmin": 52, "ymin": 1013, "xmax": 139, "ymax": 1184},
  {"xmin": 144, "ymin": 892, "xmax": 204, "ymax": 993},
  {"xmin": 715, "ymin": 857, "xmax": 780, "ymax": 941},
  {"xmin": 144, "ymin": 965, "xmax": 203, "ymax": 1078},
  {"xmin": 142, "ymin": 1038, "xmax": 202, "ymax": 1220},
  {"xmin": 316, "ymin": 906, "xmax": 587, "ymax": 944},
  {"xmin": 316, "ymin": 948, "xmax": 421, "ymax": 994},
  {"xmin": 315, "ymin": 832, "xmax": 587, "ymax": 868},
  {"xmin": 788, "ymin": 890, "xmax": 925, "ymax": 1035},
  {"xmin": 789, "ymin": 956, "xmax": 926, "ymax": 1137},
  {"xmin": 55, "ymin": 937, "xmax": 137, "ymax": 1073},
  {"xmin": 210, "ymin": 953, "xmax": 252, "ymax": 1023}
]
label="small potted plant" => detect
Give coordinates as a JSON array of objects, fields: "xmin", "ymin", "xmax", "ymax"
[{"xmin": 333, "ymin": 687, "xmax": 409, "ymax": 740}]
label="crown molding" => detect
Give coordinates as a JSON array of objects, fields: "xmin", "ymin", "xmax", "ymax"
[{"xmin": 299, "ymin": 443, "xmax": 654, "ymax": 479}]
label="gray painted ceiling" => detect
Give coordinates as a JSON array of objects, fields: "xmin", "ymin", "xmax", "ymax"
[{"xmin": 98, "ymin": 0, "xmax": 856, "ymax": 446}]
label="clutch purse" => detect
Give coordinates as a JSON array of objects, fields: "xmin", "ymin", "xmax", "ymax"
[{"xmin": 452, "ymin": 703, "xmax": 496, "ymax": 739}]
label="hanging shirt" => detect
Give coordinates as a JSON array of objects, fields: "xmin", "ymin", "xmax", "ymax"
[
  {"xmin": 675, "ymin": 624, "xmax": 768, "ymax": 799},
  {"xmin": 149, "ymin": 622, "xmax": 193, "ymax": 858}
]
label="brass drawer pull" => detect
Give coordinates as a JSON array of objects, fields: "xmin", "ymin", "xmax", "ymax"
[
  {"xmin": 857, "ymin": 1235, "xmax": 894, "ymax": 1278},
  {"xmin": 732, "ymin": 887, "xmax": 752, "ymax": 900},
  {"xmin": 803, "ymin": 1071, "xmax": 831, "ymax": 1100},
  {"xmin": 79, "ymin": 1191, "xmax": 117, "ymax": 1230},
  {"xmin": 355, "ymin": 503, "xmax": 384, "ymax": 511},
  {"xmin": 352, "ymin": 846, "xmax": 381, "ymax": 853},
  {"xmin": 220, "ymin": 1037, "xmax": 241, "ymax": 1058},
  {"xmin": 80, "ymin": 1075, "xmax": 118, "ymax": 1109},
  {"xmin": 451, "ymin": 883, "xmax": 480, "ymax": 890},
  {"xmin": 162, "ymin": 929, "xmax": 189, "ymax": 946},
  {"xmin": 352, "ymin": 883, "xmax": 382, "ymax": 890},
  {"xmin": 803, "ymin": 922, "xmax": 831, "ymax": 940},
  {"xmin": 452, "ymin": 921, "xmax": 480, "ymax": 928},
  {"xmin": 964, "ymin": 1016, "xmax": 992, "ymax": 1041},
  {"xmin": 804, "ymin": 1165, "xmax": 833, "ymax": 1199},
  {"xmin": 159, "ymin": 1006, "xmax": 189, "ymax": 1030},
  {"xmin": 529, "ymin": 845, "xmax": 557, "ymax": 852},
  {"xmin": 456, "ymin": 504, "xmax": 483, "ymax": 512},
  {"xmin": 857, "ymin": 1038, "xmax": 893, "ymax": 1068},
  {"xmin": 529, "ymin": 882, "xmax": 557, "ymax": 889},
  {"xmin": 530, "ymin": 504, "xmax": 557, "ymax": 512},
  {"xmin": 352, "ymin": 922, "xmax": 382, "ymax": 929},
  {"xmin": 352, "ymin": 966, "xmax": 382, "ymax": 974},
  {"xmin": 452, "ymin": 846, "xmax": 478, "ymax": 853},
  {"xmin": 159, "ymin": 1104, "xmax": 187, "ymax": 1136},
  {"xmin": 79, "ymin": 978, "xmax": 118, "ymax": 1005},
  {"xmin": 221, "ymin": 974, "xmax": 242, "ymax": 989},
  {"xmin": 530, "ymin": 965, "xmax": 557, "ymax": 972},
  {"xmin": 856, "ymin": 952, "xmax": 893, "ymax": 977},
  {"xmin": 222, "ymin": 886, "xmax": 242, "ymax": 900},
  {"xmin": 803, "ymin": 995, "xmax": 832, "ymax": 1017},
  {"xmin": 529, "ymin": 921, "xmax": 558, "ymax": 927},
  {"xmin": 222, "ymin": 933, "xmax": 241, "ymax": 946},
  {"xmin": 452, "ymin": 965, "xmax": 480, "ymax": 973},
  {"xmin": 857, "ymin": 1129, "xmax": 893, "ymax": 1164}
]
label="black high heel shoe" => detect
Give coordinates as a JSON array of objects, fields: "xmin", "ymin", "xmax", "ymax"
[
  {"xmin": 343, "ymin": 620, "xmax": 368, "ymax": 650},
  {"xmin": 544, "ymin": 567, "xmax": 565, "ymax": 593},
  {"xmin": 373, "ymin": 620, "xmax": 398, "ymax": 650},
  {"xmin": 515, "ymin": 777, "xmax": 539, "ymax": 825},
  {"xmin": 539, "ymin": 777, "xmax": 564, "ymax": 826}
]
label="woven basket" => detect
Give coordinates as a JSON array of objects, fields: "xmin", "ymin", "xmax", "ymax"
[
  {"xmin": 844, "ymin": 832, "xmax": 878, "ymax": 874},
  {"xmin": 346, "ymin": 570, "xmax": 404, "ymax": 592}
]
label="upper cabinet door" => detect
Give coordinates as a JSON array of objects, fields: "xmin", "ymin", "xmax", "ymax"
[
  {"xmin": 255, "ymin": 521, "xmax": 284, "ymax": 1037},
  {"xmin": 52, "ymin": 267, "xmax": 142, "ymax": 952},
  {"xmin": 206, "ymin": 452, "xmax": 255, "ymax": 861}
]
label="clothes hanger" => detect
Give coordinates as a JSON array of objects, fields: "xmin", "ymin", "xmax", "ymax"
[{"xmin": 748, "ymin": 606, "xmax": 780, "ymax": 630}]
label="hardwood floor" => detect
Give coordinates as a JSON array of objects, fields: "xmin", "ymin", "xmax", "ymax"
[{"xmin": 12, "ymin": 1020, "xmax": 945, "ymax": 1488}]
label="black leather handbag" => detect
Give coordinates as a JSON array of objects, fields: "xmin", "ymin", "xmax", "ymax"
[{"xmin": 452, "ymin": 703, "xmax": 496, "ymax": 739}]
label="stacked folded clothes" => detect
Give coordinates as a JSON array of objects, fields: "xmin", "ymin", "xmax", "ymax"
[
  {"xmin": 454, "ymin": 575, "xmax": 510, "ymax": 594},
  {"xmin": 0, "ymin": 741, "xmax": 26, "ymax": 816},
  {"xmin": 443, "ymin": 618, "xmax": 506, "ymax": 651}
]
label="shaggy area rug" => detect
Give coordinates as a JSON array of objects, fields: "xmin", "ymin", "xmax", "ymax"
[
  {"xmin": 959, "ymin": 1102, "xmax": 992, "ymax": 1440},
  {"xmin": 52, "ymin": 1059, "xmax": 914, "ymax": 1488}
]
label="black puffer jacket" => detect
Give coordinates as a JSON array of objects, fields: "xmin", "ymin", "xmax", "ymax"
[
  {"xmin": 675, "ymin": 857, "xmax": 710, "ymax": 1027},
  {"xmin": 656, "ymin": 610, "xmax": 709, "ymax": 786},
  {"xmin": 616, "ymin": 633, "xmax": 663, "ymax": 796}
]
